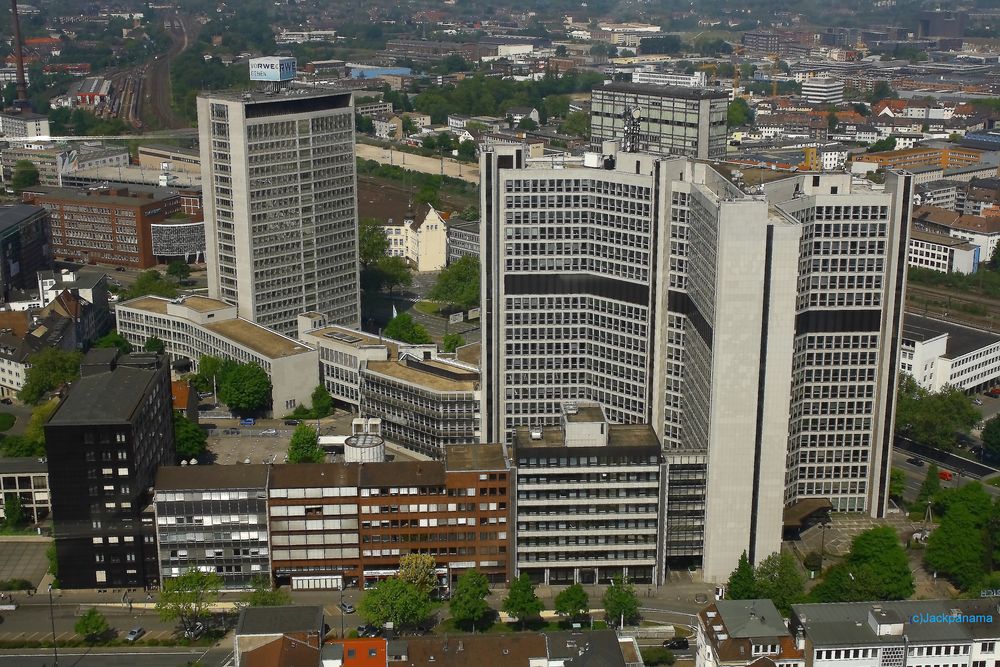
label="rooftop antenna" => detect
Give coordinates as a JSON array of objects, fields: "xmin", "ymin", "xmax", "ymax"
[
  {"xmin": 622, "ymin": 106, "xmax": 640, "ymax": 153},
  {"xmin": 9, "ymin": 0, "xmax": 31, "ymax": 107}
]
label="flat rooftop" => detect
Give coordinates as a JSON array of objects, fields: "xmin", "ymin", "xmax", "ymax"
[
  {"xmin": 444, "ymin": 443, "xmax": 507, "ymax": 472},
  {"xmin": 199, "ymin": 86, "xmax": 353, "ymax": 108},
  {"xmin": 236, "ymin": 605, "xmax": 323, "ymax": 637},
  {"xmin": 155, "ymin": 464, "xmax": 269, "ymax": 491},
  {"xmin": 564, "ymin": 405, "xmax": 605, "ymax": 423},
  {"xmin": 26, "ymin": 185, "xmax": 178, "ymax": 207},
  {"xmin": 0, "ymin": 457, "xmax": 48, "ymax": 474},
  {"xmin": 205, "ymin": 318, "xmax": 313, "ymax": 360},
  {"xmin": 364, "ymin": 358, "xmax": 478, "ymax": 392},
  {"xmin": 48, "ymin": 360, "xmax": 161, "ymax": 426},
  {"xmin": 0, "ymin": 205, "xmax": 45, "ymax": 233},
  {"xmin": 176, "ymin": 295, "xmax": 230, "ymax": 313},
  {"xmin": 902, "ymin": 313, "xmax": 1000, "ymax": 359},
  {"xmin": 513, "ymin": 423, "xmax": 660, "ymax": 451},
  {"xmin": 122, "ymin": 295, "xmax": 168, "ymax": 314},
  {"xmin": 792, "ymin": 600, "xmax": 1000, "ymax": 644},
  {"xmin": 595, "ymin": 81, "xmax": 730, "ymax": 100},
  {"xmin": 909, "ymin": 229, "xmax": 975, "ymax": 249}
]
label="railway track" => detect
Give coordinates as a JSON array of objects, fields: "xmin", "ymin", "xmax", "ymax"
[{"xmin": 906, "ymin": 283, "xmax": 1000, "ymax": 331}]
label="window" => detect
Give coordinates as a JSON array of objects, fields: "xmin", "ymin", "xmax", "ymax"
[{"xmin": 347, "ymin": 649, "xmax": 356, "ymax": 658}]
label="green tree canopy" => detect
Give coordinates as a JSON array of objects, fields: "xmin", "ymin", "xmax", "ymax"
[
  {"xmin": 982, "ymin": 415, "xmax": 1000, "ymax": 461},
  {"xmin": 554, "ymin": 583, "xmax": 589, "ymax": 620},
  {"xmin": 726, "ymin": 551, "xmax": 757, "ymax": 599},
  {"xmin": 217, "ymin": 363, "xmax": 271, "ymax": 414},
  {"xmin": 360, "ymin": 577, "xmax": 432, "ymax": 628},
  {"xmin": 173, "ymin": 413, "xmax": 207, "ymax": 461},
  {"xmin": 240, "ymin": 575, "xmax": 292, "ymax": 608},
  {"xmin": 890, "ymin": 468, "xmax": 906, "ymax": 501},
  {"xmin": 156, "ymin": 569, "xmax": 222, "ymax": 632},
  {"xmin": 398, "ymin": 553, "xmax": 437, "ymax": 596},
  {"xmin": 287, "ymin": 424, "xmax": 325, "ymax": 464},
  {"xmin": 457, "ymin": 140, "xmax": 477, "ymax": 160},
  {"xmin": 503, "ymin": 574, "xmax": 544, "ymax": 628},
  {"xmin": 144, "ymin": 336, "xmax": 166, "ymax": 354},
  {"xmin": 75, "ymin": 607, "xmax": 110, "ymax": 642},
  {"xmin": 517, "ymin": 117, "xmax": 538, "ymax": 131},
  {"xmin": 603, "ymin": 575, "xmax": 640, "ymax": 626},
  {"xmin": 845, "ymin": 526, "xmax": 913, "ymax": 600},
  {"xmin": 3, "ymin": 493, "xmax": 24, "ymax": 528},
  {"xmin": 727, "ymin": 98, "xmax": 752, "ymax": 127},
  {"xmin": 11, "ymin": 160, "xmax": 39, "ymax": 191},
  {"xmin": 926, "ymin": 503, "xmax": 986, "ymax": 589},
  {"xmin": 359, "ymin": 217, "xmax": 390, "ymax": 267},
  {"xmin": 561, "ymin": 111, "xmax": 591, "ymax": 139},
  {"xmin": 383, "ymin": 313, "xmax": 432, "ymax": 344},
  {"xmin": 3, "ymin": 399, "xmax": 59, "ymax": 458},
  {"xmin": 311, "ymin": 385, "xmax": 333, "ymax": 418},
  {"xmin": 167, "ymin": 261, "xmax": 191, "ymax": 281},
  {"xmin": 193, "ymin": 355, "xmax": 224, "ymax": 393},
  {"xmin": 121, "ymin": 270, "xmax": 178, "ymax": 300},
  {"xmin": 895, "ymin": 375, "xmax": 980, "ymax": 451},
  {"xmin": 94, "ymin": 331, "xmax": 133, "ymax": 354},
  {"xmin": 753, "ymin": 552, "xmax": 804, "ymax": 614},
  {"xmin": 442, "ymin": 333, "xmax": 466, "ymax": 353},
  {"xmin": 917, "ymin": 463, "xmax": 942, "ymax": 507},
  {"xmin": 377, "ymin": 256, "xmax": 413, "ymax": 295},
  {"xmin": 19, "ymin": 348, "xmax": 82, "ymax": 405},
  {"xmin": 450, "ymin": 569, "xmax": 491, "ymax": 631},
  {"xmin": 867, "ymin": 136, "xmax": 897, "ymax": 153},
  {"xmin": 429, "ymin": 256, "xmax": 480, "ymax": 310}
]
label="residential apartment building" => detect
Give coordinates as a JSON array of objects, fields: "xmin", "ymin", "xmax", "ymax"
[
  {"xmin": 854, "ymin": 146, "xmax": 984, "ymax": 171},
  {"xmin": 0, "ymin": 457, "xmax": 50, "ymax": 524},
  {"xmin": 355, "ymin": 100, "xmax": 394, "ymax": 118},
  {"xmin": 0, "ymin": 205, "xmax": 51, "ymax": 301},
  {"xmin": 790, "ymin": 600, "xmax": 1000, "ymax": 667},
  {"xmin": 380, "ymin": 206, "xmax": 449, "ymax": 272},
  {"xmin": 631, "ymin": 69, "xmax": 708, "ymax": 88},
  {"xmin": 801, "ymin": 78, "xmax": 845, "ymax": 105},
  {"xmin": 0, "ymin": 310, "xmax": 76, "ymax": 397},
  {"xmin": 696, "ymin": 600, "xmax": 803, "ymax": 667},
  {"xmin": 446, "ymin": 219, "xmax": 479, "ymax": 265},
  {"xmin": 512, "ymin": 402, "xmax": 663, "ymax": 586},
  {"xmin": 901, "ymin": 313, "xmax": 1000, "ymax": 392},
  {"xmin": 154, "ymin": 465, "xmax": 271, "ymax": 590},
  {"xmin": 44, "ymin": 350, "xmax": 174, "ymax": 589},
  {"xmin": 912, "ymin": 204, "xmax": 1000, "ymax": 261},
  {"xmin": 378, "ymin": 40, "xmax": 478, "ymax": 64},
  {"xmin": 197, "ymin": 87, "xmax": 360, "ymax": 336},
  {"xmin": 116, "ymin": 295, "xmax": 319, "ymax": 415},
  {"xmin": 0, "ymin": 110, "xmax": 50, "ymax": 146},
  {"xmin": 23, "ymin": 185, "xmax": 180, "ymax": 269},
  {"xmin": 480, "ymin": 143, "xmax": 911, "ymax": 581},
  {"xmin": 590, "ymin": 83, "xmax": 729, "ymax": 159},
  {"xmin": 908, "ymin": 229, "xmax": 979, "ymax": 273},
  {"xmin": 267, "ymin": 443, "xmax": 510, "ymax": 591}
]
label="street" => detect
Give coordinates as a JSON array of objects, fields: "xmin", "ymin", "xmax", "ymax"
[
  {"xmin": 356, "ymin": 142, "xmax": 479, "ymax": 184},
  {"xmin": 892, "ymin": 449, "xmax": 1000, "ymax": 503},
  {"xmin": 0, "ymin": 647, "xmax": 229, "ymax": 667}
]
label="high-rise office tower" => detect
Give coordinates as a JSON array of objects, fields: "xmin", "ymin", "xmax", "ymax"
[
  {"xmin": 197, "ymin": 88, "xmax": 360, "ymax": 336},
  {"xmin": 481, "ymin": 143, "xmax": 910, "ymax": 581},
  {"xmin": 590, "ymin": 83, "xmax": 729, "ymax": 160}
]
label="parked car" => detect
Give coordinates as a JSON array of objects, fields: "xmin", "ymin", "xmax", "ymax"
[
  {"xmin": 987, "ymin": 387, "xmax": 1000, "ymax": 397},
  {"xmin": 126, "ymin": 627, "xmax": 145, "ymax": 642},
  {"xmin": 198, "ymin": 392, "xmax": 213, "ymax": 399},
  {"xmin": 663, "ymin": 638, "xmax": 689, "ymax": 650},
  {"xmin": 240, "ymin": 418, "xmax": 255, "ymax": 427},
  {"xmin": 357, "ymin": 624, "xmax": 381, "ymax": 637},
  {"xmin": 261, "ymin": 428, "xmax": 277, "ymax": 436},
  {"xmin": 905, "ymin": 457, "xmax": 924, "ymax": 467},
  {"xmin": 973, "ymin": 398, "xmax": 983, "ymax": 406},
  {"xmin": 0, "ymin": 398, "xmax": 11, "ymax": 405},
  {"xmin": 183, "ymin": 622, "xmax": 204, "ymax": 639},
  {"xmin": 339, "ymin": 602, "xmax": 355, "ymax": 614},
  {"xmin": 938, "ymin": 470, "xmax": 953, "ymax": 481},
  {"xmin": 115, "ymin": 266, "xmax": 127, "ymax": 272},
  {"xmin": 284, "ymin": 419, "xmax": 300, "ymax": 426}
]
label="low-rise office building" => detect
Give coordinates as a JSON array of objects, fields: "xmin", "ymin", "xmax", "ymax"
[
  {"xmin": 1, "ymin": 145, "xmax": 129, "ymax": 187},
  {"xmin": 801, "ymin": 78, "xmax": 844, "ymax": 105},
  {"xmin": 901, "ymin": 313, "xmax": 1000, "ymax": 392},
  {"xmin": 912, "ymin": 204, "xmax": 1000, "ymax": 264},
  {"xmin": 446, "ymin": 219, "xmax": 479, "ymax": 265},
  {"xmin": 0, "ymin": 110, "xmax": 50, "ymax": 146},
  {"xmin": 513, "ymin": 402, "xmax": 663, "ymax": 586},
  {"xmin": 117, "ymin": 295, "xmax": 318, "ymax": 415},
  {"xmin": 0, "ymin": 457, "xmax": 50, "ymax": 524},
  {"xmin": 154, "ymin": 465, "xmax": 271, "ymax": 590},
  {"xmin": 137, "ymin": 144, "xmax": 201, "ymax": 174},
  {"xmin": 268, "ymin": 443, "xmax": 510, "ymax": 591},
  {"xmin": 790, "ymin": 600, "xmax": 1000, "ymax": 667},
  {"xmin": 908, "ymin": 229, "xmax": 979, "ymax": 273}
]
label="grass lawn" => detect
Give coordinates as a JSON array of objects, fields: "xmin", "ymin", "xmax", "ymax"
[
  {"xmin": 987, "ymin": 476, "xmax": 1000, "ymax": 488},
  {"xmin": 0, "ymin": 413, "xmax": 14, "ymax": 432},
  {"xmin": 414, "ymin": 301, "xmax": 444, "ymax": 317}
]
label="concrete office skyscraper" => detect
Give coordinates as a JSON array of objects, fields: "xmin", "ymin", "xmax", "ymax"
[
  {"xmin": 197, "ymin": 88, "xmax": 360, "ymax": 336},
  {"xmin": 481, "ymin": 142, "xmax": 910, "ymax": 581}
]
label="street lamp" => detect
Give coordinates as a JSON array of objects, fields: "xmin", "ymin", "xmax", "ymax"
[
  {"xmin": 818, "ymin": 520, "xmax": 831, "ymax": 570},
  {"xmin": 47, "ymin": 583, "xmax": 58, "ymax": 666},
  {"xmin": 340, "ymin": 582, "xmax": 346, "ymax": 638}
]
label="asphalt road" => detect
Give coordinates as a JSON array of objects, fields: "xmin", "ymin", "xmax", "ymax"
[
  {"xmin": 0, "ymin": 646, "xmax": 232, "ymax": 666},
  {"xmin": 892, "ymin": 450, "xmax": 1000, "ymax": 502}
]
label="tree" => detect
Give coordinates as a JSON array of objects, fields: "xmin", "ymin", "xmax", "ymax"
[
  {"xmin": 3, "ymin": 493, "xmax": 24, "ymax": 528},
  {"xmin": 561, "ymin": 111, "xmax": 590, "ymax": 138},
  {"xmin": 846, "ymin": 526, "xmax": 914, "ymax": 600},
  {"xmin": 503, "ymin": 574, "xmax": 543, "ymax": 629},
  {"xmin": 377, "ymin": 256, "xmax": 413, "ymax": 295},
  {"xmin": 602, "ymin": 575, "xmax": 639, "ymax": 627},
  {"xmin": 982, "ymin": 415, "xmax": 1000, "ymax": 461},
  {"xmin": 218, "ymin": 363, "xmax": 271, "ymax": 414},
  {"xmin": 457, "ymin": 140, "xmax": 477, "ymax": 160},
  {"xmin": 75, "ymin": 607, "xmax": 110, "ymax": 643},
  {"xmin": 311, "ymin": 385, "xmax": 333, "ymax": 418},
  {"xmin": 827, "ymin": 110, "xmax": 839, "ymax": 132},
  {"xmin": 167, "ymin": 261, "xmax": 191, "ymax": 281},
  {"xmin": 555, "ymin": 44, "xmax": 568, "ymax": 56},
  {"xmin": 3, "ymin": 399, "xmax": 59, "ymax": 457},
  {"xmin": 173, "ymin": 413, "xmax": 207, "ymax": 460},
  {"xmin": 554, "ymin": 583, "xmax": 589, "ymax": 620},
  {"xmin": 442, "ymin": 333, "xmax": 466, "ymax": 353},
  {"xmin": 889, "ymin": 468, "xmax": 906, "ymax": 501},
  {"xmin": 926, "ymin": 503, "xmax": 986, "ymax": 588},
  {"xmin": 726, "ymin": 551, "xmax": 757, "ymax": 600},
  {"xmin": 895, "ymin": 375, "xmax": 980, "ymax": 451},
  {"xmin": 752, "ymin": 552, "xmax": 804, "ymax": 614},
  {"xmin": 287, "ymin": 424, "xmax": 325, "ymax": 464},
  {"xmin": 383, "ymin": 313, "xmax": 432, "ymax": 345},
  {"xmin": 517, "ymin": 117, "xmax": 538, "ymax": 131},
  {"xmin": 360, "ymin": 577, "xmax": 432, "ymax": 628},
  {"xmin": 398, "ymin": 553, "xmax": 437, "ymax": 596},
  {"xmin": 867, "ymin": 136, "xmax": 897, "ymax": 153},
  {"xmin": 193, "ymin": 355, "xmax": 224, "ymax": 393},
  {"xmin": 413, "ymin": 184, "xmax": 441, "ymax": 209},
  {"xmin": 10, "ymin": 160, "xmax": 39, "ymax": 191},
  {"xmin": 94, "ymin": 331, "xmax": 133, "ymax": 354},
  {"xmin": 544, "ymin": 94, "xmax": 570, "ymax": 119},
  {"xmin": 19, "ymin": 348, "xmax": 83, "ymax": 405},
  {"xmin": 359, "ymin": 218, "xmax": 390, "ymax": 267},
  {"xmin": 240, "ymin": 575, "xmax": 292, "ymax": 608},
  {"xmin": 144, "ymin": 336, "xmax": 166, "ymax": 354},
  {"xmin": 727, "ymin": 98, "xmax": 752, "ymax": 127},
  {"xmin": 402, "ymin": 116, "xmax": 419, "ymax": 136},
  {"xmin": 853, "ymin": 102, "xmax": 871, "ymax": 116},
  {"xmin": 157, "ymin": 570, "xmax": 222, "ymax": 632},
  {"xmin": 866, "ymin": 81, "xmax": 898, "ymax": 104},
  {"xmin": 450, "ymin": 570, "xmax": 491, "ymax": 631},
  {"xmin": 355, "ymin": 113, "xmax": 374, "ymax": 134},
  {"xmin": 809, "ymin": 562, "xmax": 885, "ymax": 603},
  {"xmin": 121, "ymin": 270, "xmax": 178, "ymax": 300},
  {"xmin": 429, "ymin": 256, "xmax": 480, "ymax": 310}
]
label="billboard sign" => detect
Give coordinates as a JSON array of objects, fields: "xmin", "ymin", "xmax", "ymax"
[
  {"xmin": 449, "ymin": 312, "xmax": 464, "ymax": 325},
  {"xmin": 466, "ymin": 308, "xmax": 481, "ymax": 320},
  {"xmin": 249, "ymin": 57, "xmax": 297, "ymax": 82}
]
